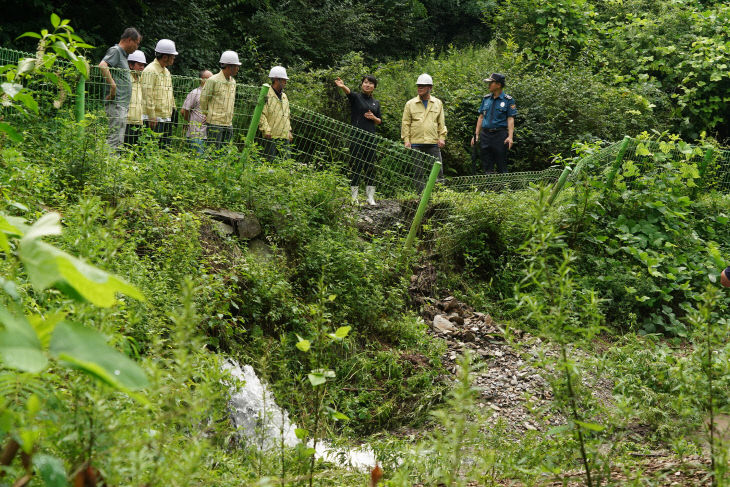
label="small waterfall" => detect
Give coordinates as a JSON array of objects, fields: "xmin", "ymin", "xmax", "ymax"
[{"xmin": 223, "ymin": 360, "xmax": 377, "ymax": 471}]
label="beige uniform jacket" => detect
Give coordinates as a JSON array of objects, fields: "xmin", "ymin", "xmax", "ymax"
[
  {"xmin": 401, "ymin": 95, "xmax": 447, "ymax": 145},
  {"xmin": 258, "ymin": 86, "xmax": 291, "ymax": 139},
  {"xmin": 141, "ymin": 58, "xmax": 175, "ymax": 120},
  {"xmin": 200, "ymin": 70, "xmax": 236, "ymax": 126},
  {"xmin": 127, "ymin": 76, "xmax": 143, "ymax": 125}
]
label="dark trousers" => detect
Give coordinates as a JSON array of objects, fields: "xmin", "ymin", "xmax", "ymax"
[
  {"xmin": 124, "ymin": 123, "xmax": 143, "ymax": 148},
  {"xmin": 146, "ymin": 119, "xmax": 174, "ymax": 148},
  {"xmin": 480, "ymin": 128, "xmax": 509, "ymax": 174},
  {"xmin": 263, "ymin": 138, "xmax": 291, "ymax": 162},
  {"xmin": 411, "ymin": 144, "xmax": 443, "ymax": 191},
  {"xmin": 349, "ymin": 134, "xmax": 377, "ymax": 186},
  {"xmin": 207, "ymin": 125, "xmax": 233, "ymax": 151}
]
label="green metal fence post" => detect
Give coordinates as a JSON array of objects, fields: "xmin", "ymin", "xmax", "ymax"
[
  {"xmin": 240, "ymin": 83, "xmax": 270, "ymax": 165},
  {"xmin": 547, "ymin": 166, "xmax": 572, "ymax": 206},
  {"xmin": 74, "ymin": 76, "xmax": 86, "ymax": 122},
  {"xmin": 404, "ymin": 160, "xmax": 442, "ymax": 252},
  {"xmin": 604, "ymin": 135, "xmax": 631, "ymax": 191}
]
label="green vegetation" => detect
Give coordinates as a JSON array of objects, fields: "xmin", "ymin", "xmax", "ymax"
[{"xmin": 3, "ymin": 5, "xmax": 730, "ymax": 487}]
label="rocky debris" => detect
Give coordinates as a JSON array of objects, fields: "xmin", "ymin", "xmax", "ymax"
[
  {"xmin": 203, "ymin": 208, "xmax": 262, "ymax": 240},
  {"xmin": 422, "ymin": 295, "xmax": 565, "ymax": 435},
  {"xmin": 409, "ymin": 263, "xmax": 437, "ymax": 304},
  {"xmin": 355, "ymin": 200, "xmax": 406, "ymax": 235}
]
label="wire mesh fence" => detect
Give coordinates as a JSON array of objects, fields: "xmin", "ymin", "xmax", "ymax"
[
  {"xmin": 11, "ymin": 45, "xmax": 729, "ymax": 254},
  {"xmin": 569, "ymin": 137, "xmax": 730, "ymax": 193}
]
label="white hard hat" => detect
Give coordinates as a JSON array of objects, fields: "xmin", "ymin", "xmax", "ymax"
[
  {"xmin": 128, "ymin": 50, "xmax": 146, "ymax": 64},
  {"xmin": 219, "ymin": 50, "xmax": 241, "ymax": 65},
  {"xmin": 268, "ymin": 66, "xmax": 288, "ymax": 80},
  {"xmin": 154, "ymin": 39, "xmax": 178, "ymax": 55},
  {"xmin": 416, "ymin": 73, "xmax": 433, "ymax": 85}
]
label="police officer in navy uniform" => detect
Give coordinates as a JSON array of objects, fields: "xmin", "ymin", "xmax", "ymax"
[{"xmin": 471, "ymin": 73, "xmax": 516, "ymax": 174}]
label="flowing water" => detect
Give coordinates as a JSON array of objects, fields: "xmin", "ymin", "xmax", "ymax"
[{"xmin": 223, "ymin": 360, "xmax": 378, "ymax": 471}]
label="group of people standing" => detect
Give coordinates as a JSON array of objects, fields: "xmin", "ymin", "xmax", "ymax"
[
  {"xmin": 99, "ymin": 28, "xmax": 291, "ymax": 160},
  {"xmin": 99, "ymin": 28, "xmax": 518, "ymax": 206}
]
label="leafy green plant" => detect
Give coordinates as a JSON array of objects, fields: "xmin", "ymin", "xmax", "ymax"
[
  {"xmin": 515, "ymin": 186, "xmax": 604, "ymax": 486},
  {"xmin": 0, "ymin": 14, "xmax": 90, "ymax": 141},
  {"xmin": 293, "ymin": 279, "xmax": 351, "ymax": 487},
  {"xmin": 0, "ymin": 211, "xmax": 145, "ymax": 485}
]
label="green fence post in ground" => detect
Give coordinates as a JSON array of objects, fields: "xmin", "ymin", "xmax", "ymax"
[
  {"xmin": 240, "ymin": 83, "xmax": 270, "ymax": 165},
  {"xmin": 404, "ymin": 160, "xmax": 442, "ymax": 252},
  {"xmin": 74, "ymin": 76, "xmax": 86, "ymax": 122},
  {"xmin": 604, "ymin": 135, "xmax": 631, "ymax": 191},
  {"xmin": 547, "ymin": 166, "xmax": 572, "ymax": 206}
]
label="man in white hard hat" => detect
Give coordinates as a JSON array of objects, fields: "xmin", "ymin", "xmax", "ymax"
[
  {"xmin": 124, "ymin": 49, "xmax": 146, "ymax": 148},
  {"xmin": 99, "ymin": 27, "xmax": 142, "ymax": 151},
  {"xmin": 401, "ymin": 73, "xmax": 447, "ymax": 189},
  {"xmin": 200, "ymin": 51, "xmax": 240, "ymax": 151},
  {"xmin": 259, "ymin": 66, "xmax": 292, "ymax": 161},
  {"xmin": 141, "ymin": 39, "xmax": 177, "ymax": 148},
  {"xmin": 181, "ymin": 70, "xmax": 213, "ymax": 155}
]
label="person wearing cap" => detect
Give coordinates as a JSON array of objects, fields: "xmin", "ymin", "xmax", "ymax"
[
  {"xmin": 99, "ymin": 27, "xmax": 142, "ymax": 151},
  {"xmin": 200, "ymin": 51, "xmax": 240, "ymax": 151},
  {"xmin": 124, "ymin": 50, "xmax": 146, "ymax": 148},
  {"xmin": 401, "ymin": 73, "xmax": 447, "ymax": 188},
  {"xmin": 334, "ymin": 75, "xmax": 382, "ymax": 205},
  {"xmin": 259, "ymin": 66, "xmax": 292, "ymax": 161},
  {"xmin": 181, "ymin": 70, "xmax": 213, "ymax": 155},
  {"xmin": 141, "ymin": 39, "xmax": 177, "ymax": 148},
  {"xmin": 471, "ymin": 73, "xmax": 516, "ymax": 174}
]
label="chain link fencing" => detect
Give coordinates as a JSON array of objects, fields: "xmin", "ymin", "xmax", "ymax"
[{"xmin": 5, "ymin": 46, "xmax": 727, "ymax": 255}]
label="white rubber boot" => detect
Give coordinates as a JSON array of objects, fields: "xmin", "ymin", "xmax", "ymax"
[
  {"xmin": 351, "ymin": 186, "xmax": 359, "ymax": 204},
  {"xmin": 366, "ymin": 186, "xmax": 377, "ymax": 206}
]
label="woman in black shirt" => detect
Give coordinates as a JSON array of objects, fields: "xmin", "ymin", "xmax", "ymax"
[{"xmin": 335, "ymin": 75, "xmax": 382, "ymax": 205}]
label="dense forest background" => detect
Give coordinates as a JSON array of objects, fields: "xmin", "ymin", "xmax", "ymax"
[{"xmin": 2, "ymin": 0, "xmax": 730, "ymax": 171}]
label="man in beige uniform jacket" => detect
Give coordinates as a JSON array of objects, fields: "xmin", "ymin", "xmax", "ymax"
[
  {"xmin": 141, "ymin": 39, "xmax": 177, "ymax": 148},
  {"xmin": 259, "ymin": 66, "xmax": 292, "ymax": 161},
  {"xmin": 201, "ymin": 50, "xmax": 241, "ymax": 151},
  {"xmin": 401, "ymin": 73, "xmax": 447, "ymax": 189}
]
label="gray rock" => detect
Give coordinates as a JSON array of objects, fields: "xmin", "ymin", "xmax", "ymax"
[
  {"xmin": 203, "ymin": 208, "xmax": 262, "ymax": 240},
  {"xmin": 432, "ymin": 314, "xmax": 457, "ymax": 334},
  {"xmin": 236, "ymin": 214, "xmax": 262, "ymax": 240},
  {"xmin": 214, "ymin": 221, "xmax": 235, "ymax": 236}
]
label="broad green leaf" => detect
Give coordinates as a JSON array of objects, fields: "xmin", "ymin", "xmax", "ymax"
[
  {"xmin": 34, "ymin": 454, "xmax": 69, "ymax": 487},
  {"xmin": 50, "ymin": 13, "xmax": 61, "ymax": 29},
  {"xmin": 16, "ymin": 58, "xmax": 36, "ymax": 76},
  {"xmin": 1, "ymin": 82, "xmax": 23, "ymax": 98},
  {"xmin": 295, "ymin": 335, "xmax": 310, "ymax": 352},
  {"xmin": 333, "ymin": 326, "xmax": 351, "ymax": 339},
  {"xmin": 19, "ymin": 239, "xmax": 144, "ymax": 307},
  {"xmin": 14, "ymin": 93, "xmax": 39, "ymax": 113},
  {"xmin": 29, "ymin": 311, "xmax": 66, "ymax": 349},
  {"xmin": 574, "ymin": 420, "xmax": 604, "ymax": 432},
  {"xmin": 0, "ymin": 276, "xmax": 20, "ymax": 302},
  {"xmin": 0, "ymin": 123, "xmax": 22, "ymax": 143},
  {"xmin": 0, "ymin": 304, "xmax": 47, "ymax": 373},
  {"xmin": 294, "ymin": 428, "xmax": 308, "ymax": 440},
  {"xmin": 635, "ymin": 143, "xmax": 651, "ymax": 156},
  {"xmin": 17, "ymin": 32, "xmax": 42, "ymax": 40},
  {"xmin": 50, "ymin": 321, "xmax": 149, "ymax": 391},
  {"xmin": 21, "ymin": 212, "xmax": 61, "ymax": 242},
  {"xmin": 307, "ymin": 373, "xmax": 326, "ymax": 387},
  {"xmin": 26, "ymin": 394, "xmax": 41, "ymax": 417}
]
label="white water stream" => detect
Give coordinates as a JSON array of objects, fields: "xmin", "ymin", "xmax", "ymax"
[{"xmin": 223, "ymin": 361, "xmax": 378, "ymax": 471}]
